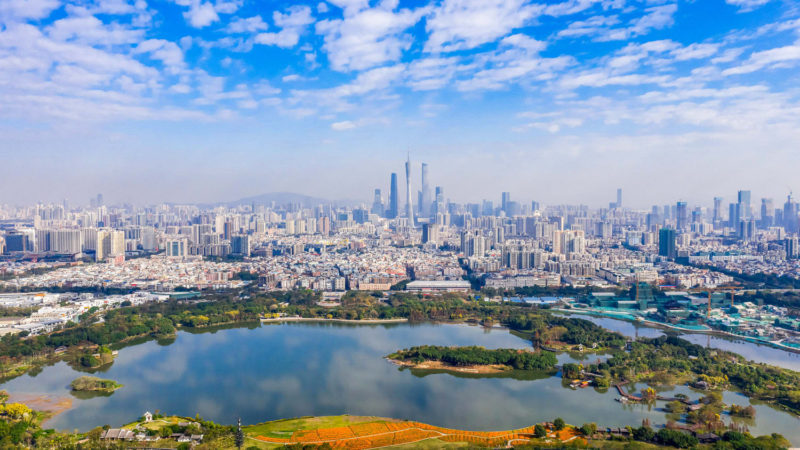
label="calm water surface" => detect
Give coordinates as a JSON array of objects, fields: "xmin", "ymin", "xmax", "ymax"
[
  {"xmin": 569, "ymin": 315, "xmax": 800, "ymax": 371},
  {"xmin": 2, "ymin": 322, "xmax": 798, "ymax": 444}
]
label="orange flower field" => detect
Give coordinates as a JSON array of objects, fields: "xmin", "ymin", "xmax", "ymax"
[{"xmin": 254, "ymin": 420, "xmax": 583, "ymax": 448}]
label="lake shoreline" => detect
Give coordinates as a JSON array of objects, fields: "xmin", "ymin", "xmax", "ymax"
[
  {"xmin": 553, "ymin": 308, "xmax": 800, "ymax": 355},
  {"xmin": 260, "ymin": 316, "xmax": 408, "ymax": 324},
  {"xmin": 386, "ymin": 357, "xmax": 512, "ymax": 374}
]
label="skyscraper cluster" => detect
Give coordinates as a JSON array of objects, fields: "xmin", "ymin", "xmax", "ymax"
[{"xmin": 373, "ymin": 156, "xmax": 443, "ymax": 226}]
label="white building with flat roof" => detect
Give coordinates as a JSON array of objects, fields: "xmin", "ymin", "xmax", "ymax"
[{"xmin": 406, "ymin": 280, "xmax": 471, "ymax": 292}]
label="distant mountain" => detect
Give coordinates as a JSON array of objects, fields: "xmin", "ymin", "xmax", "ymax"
[{"xmin": 206, "ymin": 192, "xmax": 358, "ymax": 208}]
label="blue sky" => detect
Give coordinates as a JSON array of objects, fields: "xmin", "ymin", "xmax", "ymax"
[{"xmin": 1, "ymin": 0, "xmax": 799, "ymax": 207}]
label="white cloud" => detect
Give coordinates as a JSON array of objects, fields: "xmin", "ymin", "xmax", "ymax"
[
  {"xmin": 254, "ymin": 30, "xmax": 299, "ymax": 47},
  {"xmin": 722, "ymin": 43, "xmax": 800, "ymax": 75},
  {"xmin": 172, "ymin": 0, "xmax": 241, "ymax": 28},
  {"xmin": 406, "ymin": 56, "xmax": 465, "ymax": 91},
  {"xmin": 558, "ymin": 71, "xmax": 670, "ymax": 90},
  {"xmin": 0, "ymin": 0, "xmax": 61, "ymax": 21},
  {"xmin": 331, "ymin": 120, "xmax": 356, "ymax": 130},
  {"xmin": 288, "ymin": 64, "xmax": 404, "ymax": 114},
  {"xmin": 317, "ymin": 2, "xmax": 329, "ymax": 14},
  {"xmin": 425, "ymin": 0, "xmax": 543, "ymax": 53},
  {"xmin": 596, "ymin": 3, "xmax": 677, "ymax": 41},
  {"xmin": 316, "ymin": 1, "xmax": 424, "ymax": 71},
  {"xmin": 73, "ymin": 0, "xmax": 141, "ymax": 15},
  {"xmin": 255, "ymin": 5, "xmax": 313, "ymax": 49},
  {"xmin": 670, "ymin": 43, "xmax": 719, "ymax": 61},
  {"xmin": 557, "ymin": 15, "xmax": 620, "ymax": 38},
  {"xmin": 184, "ymin": 1, "xmax": 218, "ymax": 27},
  {"xmin": 515, "ymin": 112, "xmax": 584, "ymax": 133},
  {"xmin": 725, "ymin": 0, "xmax": 771, "ymax": 12},
  {"xmin": 711, "ymin": 47, "xmax": 745, "ymax": 64},
  {"xmin": 46, "ymin": 14, "xmax": 144, "ymax": 45},
  {"xmin": 274, "ymin": 5, "xmax": 313, "ymax": 28},
  {"xmin": 543, "ymin": 0, "xmax": 609, "ymax": 17},
  {"xmin": 226, "ymin": 16, "xmax": 267, "ymax": 33},
  {"xmin": 457, "ymin": 34, "xmax": 570, "ymax": 91},
  {"xmin": 135, "ymin": 39, "xmax": 185, "ymax": 74}
]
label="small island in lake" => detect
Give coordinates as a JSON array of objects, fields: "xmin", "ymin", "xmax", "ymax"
[
  {"xmin": 387, "ymin": 345, "xmax": 557, "ymax": 374},
  {"xmin": 70, "ymin": 376, "xmax": 123, "ymax": 393}
]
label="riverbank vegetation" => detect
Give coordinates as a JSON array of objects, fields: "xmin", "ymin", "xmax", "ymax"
[
  {"xmin": 388, "ymin": 345, "xmax": 557, "ymax": 372},
  {"xmin": 0, "ymin": 391, "xmax": 76, "ymax": 447},
  {"xmin": 70, "ymin": 376, "xmax": 122, "ymax": 393},
  {"xmin": 580, "ymin": 335, "xmax": 800, "ymax": 417}
]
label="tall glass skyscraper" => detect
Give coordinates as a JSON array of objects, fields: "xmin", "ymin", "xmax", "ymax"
[
  {"xmin": 676, "ymin": 201, "xmax": 688, "ymax": 231},
  {"xmin": 405, "ymin": 155, "xmax": 414, "ymax": 225},
  {"xmin": 420, "ymin": 163, "xmax": 430, "ymax": 218},
  {"xmin": 388, "ymin": 173, "xmax": 398, "ymax": 219}
]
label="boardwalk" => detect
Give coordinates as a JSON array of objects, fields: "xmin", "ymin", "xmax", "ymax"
[{"xmin": 614, "ymin": 381, "xmax": 694, "ymax": 404}]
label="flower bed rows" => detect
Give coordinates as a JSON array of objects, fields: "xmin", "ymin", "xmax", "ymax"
[{"xmin": 254, "ymin": 420, "xmax": 577, "ymax": 448}]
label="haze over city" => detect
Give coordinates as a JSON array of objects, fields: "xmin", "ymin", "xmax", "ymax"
[{"xmin": 2, "ymin": 0, "xmax": 800, "ymax": 205}]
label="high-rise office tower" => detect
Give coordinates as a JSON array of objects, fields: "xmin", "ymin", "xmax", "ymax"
[
  {"xmin": 96, "ymin": 193, "xmax": 104, "ymax": 207},
  {"xmin": 761, "ymin": 198, "xmax": 774, "ymax": 228},
  {"xmin": 658, "ymin": 228, "xmax": 676, "ymax": 259},
  {"xmin": 737, "ymin": 190, "xmax": 751, "ymax": 221},
  {"xmin": 784, "ymin": 193, "xmax": 799, "ymax": 233},
  {"xmin": 420, "ymin": 163, "xmax": 430, "ymax": 218},
  {"xmin": 501, "ymin": 192, "xmax": 510, "ymax": 214},
  {"xmin": 371, "ymin": 189, "xmax": 383, "ymax": 216},
  {"xmin": 405, "ymin": 155, "xmax": 414, "ymax": 225},
  {"xmin": 481, "ymin": 200, "xmax": 493, "ymax": 216},
  {"xmin": 712, "ymin": 197, "xmax": 723, "ymax": 226},
  {"xmin": 388, "ymin": 173, "xmax": 398, "ymax": 219},
  {"xmin": 433, "ymin": 186, "xmax": 444, "ymax": 216},
  {"xmin": 785, "ymin": 237, "xmax": 799, "ymax": 259},
  {"xmin": 422, "ymin": 223, "xmax": 438, "ymax": 244},
  {"xmin": 676, "ymin": 201, "xmax": 688, "ymax": 231},
  {"xmin": 616, "ymin": 188, "xmax": 622, "ymax": 208},
  {"xmin": 692, "ymin": 208, "xmax": 702, "ymax": 223}
]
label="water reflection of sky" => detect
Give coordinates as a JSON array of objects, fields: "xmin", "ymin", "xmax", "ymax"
[{"xmin": 0, "ymin": 322, "xmax": 797, "ymax": 445}]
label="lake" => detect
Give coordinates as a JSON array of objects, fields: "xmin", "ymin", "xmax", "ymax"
[{"xmin": 2, "ymin": 322, "xmax": 799, "ymax": 444}]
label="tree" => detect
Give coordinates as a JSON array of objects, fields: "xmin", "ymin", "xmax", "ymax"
[
  {"xmin": 666, "ymin": 400, "xmax": 686, "ymax": 414},
  {"xmin": 553, "ymin": 418, "xmax": 565, "ymax": 431},
  {"xmin": 534, "ymin": 424, "xmax": 546, "ymax": 438},
  {"xmin": 656, "ymin": 428, "xmax": 698, "ymax": 448},
  {"xmin": 632, "ymin": 426, "xmax": 655, "ymax": 442},
  {"xmin": 580, "ymin": 423, "xmax": 596, "ymax": 436}
]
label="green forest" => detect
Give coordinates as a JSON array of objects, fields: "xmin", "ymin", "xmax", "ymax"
[{"xmin": 388, "ymin": 345, "xmax": 557, "ymax": 371}]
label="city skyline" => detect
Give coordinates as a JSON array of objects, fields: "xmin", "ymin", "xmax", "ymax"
[
  {"xmin": 6, "ymin": 172, "xmax": 800, "ymax": 212},
  {"xmin": 1, "ymin": 0, "xmax": 800, "ymax": 204}
]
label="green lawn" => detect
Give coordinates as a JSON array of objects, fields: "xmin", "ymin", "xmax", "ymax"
[
  {"xmin": 243, "ymin": 415, "xmax": 395, "ymax": 438},
  {"xmin": 122, "ymin": 415, "xmax": 195, "ymax": 431}
]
